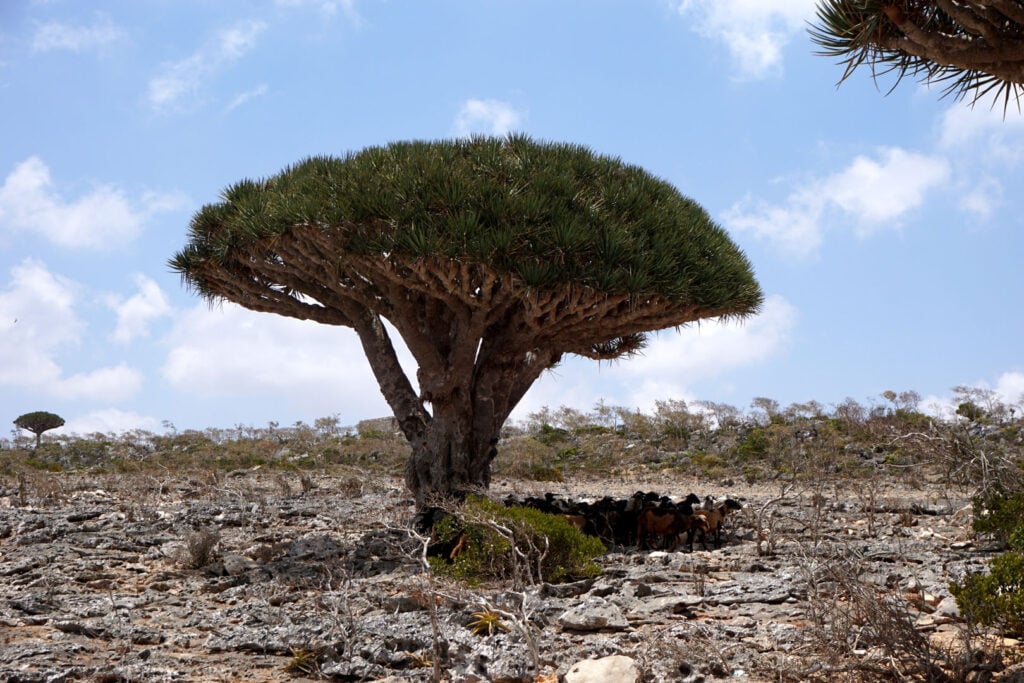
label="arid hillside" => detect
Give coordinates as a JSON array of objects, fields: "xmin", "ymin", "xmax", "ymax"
[{"xmin": 2, "ymin": 396, "xmax": 1023, "ymax": 681}]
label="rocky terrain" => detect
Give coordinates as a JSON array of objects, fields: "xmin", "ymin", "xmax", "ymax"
[{"xmin": 0, "ymin": 468, "xmax": 1018, "ymax": 682}]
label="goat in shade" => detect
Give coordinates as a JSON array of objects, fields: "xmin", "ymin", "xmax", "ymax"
[
  {"xmin": 635, "ymin": 493, "xmax": 702, "ymax": 551},
  {"xmin": 690, "ymin": 499, "xmax": 743, "ymax": 549}
]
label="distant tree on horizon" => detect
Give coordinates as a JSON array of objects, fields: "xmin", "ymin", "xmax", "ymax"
[
  {"xmin": 810, "ymin": 0, "xmax": 1024, "ymax": 109},
  {"xmin": 14, "ymin": 411, "xmax": 65, "ymax": 448},
  {"xmin": 170, "ymin": 135, "xmax": 763, "ymax": 507}
]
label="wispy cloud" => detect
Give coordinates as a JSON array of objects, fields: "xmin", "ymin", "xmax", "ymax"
[
  {"xmin": 225, "ymin": 83, "xmax": 269, "ymax": 113},
  {"xmin": 725, "ymin": 147, "xmax": 951, "ymax": 257},
  {"xmin": 454, "ymin": 98, "xmax": 524, "ymax": 136},
  {"xmin": 0, "ymin": 157, "xmax": 186, "ymax": 249},
  {"xmin": 148, "ymin": 20, "xmax": 267, "ymax": 112},
  {"xmin": 674, "ymin": 0, "xmax": 818, "ymax": 79},
  {"xmin": 63, "ymin": 408, "xmax": 161, "ymax": 436},
  {"xmin": 938, "ymin": 101, "xmax": 1024, "ymax": 153},
  {"xmin": 106, "ymin": 274, "xmax": 173, "ymax": 344},
  {"xmin": 921, "ymin": 371, "xmax": 1024, "ymax": 418},
  {"xmin": 0, "ymin": 260, "xmax": 143, "ymax": 402},
  {"xmin": 609, "ymin": 294, "xmax": 796, "ymax": 410},
  {"xmin": 514, "ymin": 295, "xmax": 796, "ymax": 418},
  {"xmin": 32, "ymin": 15, "xmax": 124, "ymax": 53},
  {"xmin": 162, "ymin": 302, "xmax": 409, "ymax": 418}
]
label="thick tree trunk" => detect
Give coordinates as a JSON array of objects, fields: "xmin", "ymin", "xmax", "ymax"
[{"xmin": 404, "ymin": 406, "xmax": 500, "ymax": 508}]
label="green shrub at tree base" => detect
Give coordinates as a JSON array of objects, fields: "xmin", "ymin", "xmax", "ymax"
[{"xmin": 430, "ymin": 496, "xmax": 604, "ymax": 586}]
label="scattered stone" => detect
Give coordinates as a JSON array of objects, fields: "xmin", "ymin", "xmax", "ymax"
[
  {"xmin": 558, "ymin": 597, "xmax": 630, "ymax": 632},
  {"xmin": 0, "ymin": 472, "xmax": 990, "ymax": 682},
  {"xmin": 564, "ymin": 655, "xmax": 639, "ymax": 683}
]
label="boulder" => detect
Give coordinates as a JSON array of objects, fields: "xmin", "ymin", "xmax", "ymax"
[
  {"xmin": 557, "ymin": 597, "xmax": 629, "ymax": 632},
  {"xmin": 564, "ymin": 655, "xmax": 639, "ymax": 683}
]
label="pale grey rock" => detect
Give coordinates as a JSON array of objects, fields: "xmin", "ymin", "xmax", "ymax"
[
  {"xmin": 935, "ymin": 596, "xmax": 961, "ymax": 618},
  {"xmin": 564, "ymin": 654, "xmax": 638, "ymax": 683},
  {"xmin": 558, "ymin": 597, "xmax": 630, "ymax": 632}
]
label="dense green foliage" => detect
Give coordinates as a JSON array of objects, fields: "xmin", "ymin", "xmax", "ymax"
[
  {"xmin": 172, "ymin": 135, "xmax": 761, "ymax": 311},
  {"xmin": 430, "ymin": 496, "xmax": 604, "ymax": 586},
  {"xmin": 952, "ymin": 492, "xmax": 1024, "ymax": 636}
]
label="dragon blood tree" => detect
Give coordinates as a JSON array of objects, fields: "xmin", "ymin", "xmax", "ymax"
[{"xmin": 170, "ymin": 136, "xmax": 762, "ymax": 507}]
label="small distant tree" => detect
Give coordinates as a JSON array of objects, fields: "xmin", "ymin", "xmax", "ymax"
[{"xmin": 14, "ymin": 411, "xmax": 65, "ymax": 448}]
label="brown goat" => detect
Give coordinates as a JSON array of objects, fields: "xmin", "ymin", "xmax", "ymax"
[
  {"xmin": 561, "ymin": 514, "xmax": 588, "ymax": 534},
  {"xmin": 636, "ymin": 508, "xmax": 700, "ymax": 551},
  {"xmin": 690, "ymin": 499, "xmax": 743, "ymax": 549}
]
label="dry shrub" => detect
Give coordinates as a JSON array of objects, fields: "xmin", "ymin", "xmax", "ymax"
[
  {"xmin": 178, "ymin": 527, "xmax": 221, "ymax": 569},
  {"xmin": 793, "ymin": 551, "xmax": 1000, "ymax": 682}
]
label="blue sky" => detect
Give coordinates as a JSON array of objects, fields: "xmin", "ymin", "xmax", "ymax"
[{"xmin": 1, "ymin": 0, "xmax": 1022, "ymax": 436}]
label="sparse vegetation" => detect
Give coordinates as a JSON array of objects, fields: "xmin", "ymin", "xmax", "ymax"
[{"xmin": 2, "ymin": 388, "xmax": 1022, "ymax": 680}]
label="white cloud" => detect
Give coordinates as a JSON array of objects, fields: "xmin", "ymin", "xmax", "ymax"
[
  {"xmin": 959, "ymin": 176, "xmax": 1003, "ymax": 219},
  {"xmin": 938, "ymin": 101, "xmax": 1024, "ymax": 152},
  {"xmin": 53, "ymin": 364, "xmax": 143, "ymax": 402},
  {"xmin": 725, "ymin": 187, "xmax": 824, "ymax": 259},
  {"xmin": 106, "ymin": 274, "xmax": 172, "ymax": 344},
  {"xmin": 148, "ymin": 20, "xmax": 267, "ymax": 112},
  {"xmin": 514, "ymin": 294, "xmax": 796, "ymax": 418},
  {"xmin": 822, "ymin": 148, "xmax": 951, "ymax": 234},
  {"xmin": 0, "ymin": 260, "xmax": 143, "ymax": 402},
  {"xmin": 63, "ymin": 408, "xmax": 161, "ymax": 436},
  {"xmin": 0, "ymin": 157, "xmax": 186, "ymax": 249},
  {"xmin": 995, "ymin": 371, "xmax": 1024, "ymax": 407},
  {"xmin": 674, "ymin": 0, "xmax": 819, "ymax": 79},
  {"xmin": 725, "ymin": 147, "xmax": 950, "ymax": 257},
  {"xmin": 454, "ymin": 98, "xmax": 524, "ymax": 136},
  {"xmin": 609, "ymin": 294, "xmax": 795, "ymax": 410},
  {"xmin": 225, "ymin": 83, "xmax": 269, "ymax": 113},
  {"xmin": 921, "ymin": 371, "xmax": 1024, "ymax": 419},
  {"xmin": 161, "ymin": 303, "xmax": 408, "ymax": 418},
  {"xmin": 32, "ymin": 15, "xmax": 124, "ymax": 53}
]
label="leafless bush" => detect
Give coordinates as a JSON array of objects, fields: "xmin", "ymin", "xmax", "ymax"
[
  {"xmin": 177, "ymin": 527, "xmax": 221, "ymax": 569},
  {"xmin": 794, "ymin": 548, "xmax": 1000, "ymax": 682},
  {"xmin": 743, "ymin": 482, "xmax": 795, "ymax": 557},
  {"xmin": 273, "ymin": 473, "xmax": 293, "ymax": 498}
]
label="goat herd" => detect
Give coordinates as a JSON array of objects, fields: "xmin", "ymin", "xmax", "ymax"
[
  {"xmin": 419, "ymin": 490, "xmax": 745, "ymax": 560},
  {"xmin": 509, "ymin": 490, "xmax": 744, "ymax": 553}
]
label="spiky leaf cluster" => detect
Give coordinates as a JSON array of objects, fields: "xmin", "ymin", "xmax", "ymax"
[
  {"xmin": 810, "ymin": 0, "xmax": 1024, "ymax": 109},
  {"xmin": 171, "ymin": 135, "xmax": 761, "ymax": 343}
]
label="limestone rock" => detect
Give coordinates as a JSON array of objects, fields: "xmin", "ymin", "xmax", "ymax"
[
  {"xmin": 564, "ymin": 655, "xmax": 639, "ymax": 683},
  {"xmin": 558, "ymin": 597, "xmax": 630, "ymax": 632}
]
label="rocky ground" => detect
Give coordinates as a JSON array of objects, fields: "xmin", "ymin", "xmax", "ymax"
[{"xmin": 1, "ymin": 468, "xmax": 1020, "ymax": 682}]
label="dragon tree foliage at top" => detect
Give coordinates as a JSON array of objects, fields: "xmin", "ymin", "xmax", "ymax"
[
  {"xmin": 810, "ymin": 0, "xmax": 1024, "ymax": 109},
  {"xmin": 171, "ymin": 135, "xmax": 761, "ymax": 361}
]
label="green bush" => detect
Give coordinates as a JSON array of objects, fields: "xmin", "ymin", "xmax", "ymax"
[
  {"xmin": 951, "ymin": 491, "xmax": 1024, "ymax": 635},
  {"xmin": 737, "ymin": 428, "xmax": 770, "ymax": 461},
  {"xmin": 971, "ymin": 491, "xmax": 1024, "ymax": 548},
  {"xmin": 535, "ymin": 424, "xmax": 570, "ymax": 446},
  {"xmin": 430, "ymin": 496, "xmax": 604, "ymax": 586},
  {"xmin": 951, "ymin": 550, "xmax": 1024, "ymax": 636}
]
